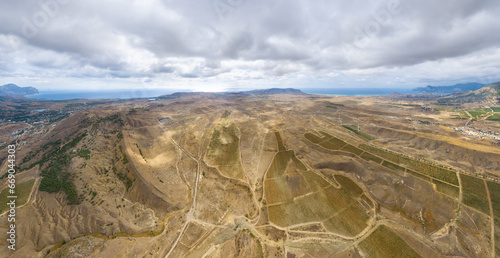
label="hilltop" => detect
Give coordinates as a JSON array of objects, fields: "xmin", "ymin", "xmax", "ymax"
[
  {"xmin": 437, "ymin": 82, "xmax": 500, "ymax": 104},
  {"xmin": 0, "ymin": 83, "xmax": 38, "ymax": 97}
]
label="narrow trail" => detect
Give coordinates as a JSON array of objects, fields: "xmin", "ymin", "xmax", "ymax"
[
  {"xmin": 161, "ymin": 113, "xmax": 221, "ymax": 258},
  {"xmin": 484, "ymin": 179, "xmax": 495, "ymax": 258},
  {"xmin": 159, "ymin": 122, "xmax": 201, "ymax": 258}
]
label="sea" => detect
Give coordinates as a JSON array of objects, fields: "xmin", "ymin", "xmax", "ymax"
[{"xmin": 25, "ymin": 88, "xmax": 416, "ymax": 100}]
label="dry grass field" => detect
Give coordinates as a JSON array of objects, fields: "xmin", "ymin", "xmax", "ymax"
[
  {"xmin": 1, "ymin": 92, "xmax": 499, "ymax": 257},
  {"xmin": 205, "ymin": 122, "xmax": 245, "ymax": 180},
  {"xmin": 265, "ymin": 132, "xmax": 372, "ymax": 237}
]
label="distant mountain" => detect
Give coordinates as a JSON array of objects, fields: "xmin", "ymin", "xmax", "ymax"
[
  {"xmin": 413, "ymin": 82, "xmax": 485, "ymax": 94},
  {"xmin": 244, "ymin": 88, "xmax": 304, "ymax": 95},
  {"xmin": 437, "ymin": 82, "xmax": 500, "ymax": 104},
  {"xmin": 0, "ymin": 83, "xmax": 38, "ymax": 97},
  {"xmin": 164, "ymin": 88, "xmax": 304, "ymax": 99}
]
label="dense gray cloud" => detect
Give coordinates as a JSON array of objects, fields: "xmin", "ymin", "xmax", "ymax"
[{"xmin": 0, "ymin": 0, "xmax": 499, "ymax": 90}]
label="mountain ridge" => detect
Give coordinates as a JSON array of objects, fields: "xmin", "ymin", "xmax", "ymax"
[
  {"xmin": 0, "ymin": 83, "xmax": 39, "ymax": 97},
  {"xmin": 437, "ymin": 82, "xmax": 500, "ymax": 104},
  {"xmin": 413, "ymin": 82, "xmax": 485, "ymax": 94}
]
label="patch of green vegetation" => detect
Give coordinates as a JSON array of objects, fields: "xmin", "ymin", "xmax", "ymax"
[
  {"xmin": 65, "ymin": 103, "xmax": 86, "ymax": 108},
  {"xmin": 389, "ymin": 103, "xmax": 422, "ymax": 107},
  {"xmin": 433, "ymin": 180, "xmax": 459, "ymax": 198},
  {"xmin": 305, "ymin": 131, "xmax": 348, "ymax": 150},
  {"xmin": 274, "ymin": 131, "xmax": 287, "ymax": 152},
  {"xmin": 360, "ymin": 152, "xmax": 383, "ymax": 164},
  {"xmin": 360, "ymin": 194, "xmax": 374, "ymax": 209},
  {"xmin": 326, "ymin": 105, "xmax": 338, "ymax": 109},
  {"xmin": 407, "ymin": 170, "xmax": 431, "ymax": 182},
  {"xmin": 122, "ymin": 152, "xmax": 129, "ymax": 164},
  {"xmin": 38, "ymin": 133, "xmax": 88, "ymax": 205},
  {"xmin": 433, "ymin": 103, "xmax": 461, "ymax": 106},
  {"xmin": 322, "ymin": 202, "xmax": 370, "ymax": 236},
  {"xmin": 491, "ymin": 107, "xmax": 500, "ymax": 112},
  {"xmin": 467, "ymin": 108, "xmax": 488, "ymax": 118},
  {"xmin": 486, "ymin": 181, "xmax": 500, "ymax": 256},
  {"xmin": 334, "ymin": 175, "xmax": 363, "ymax": 196},
  {"xmin": 487, "ymin": 113, "xmax": 500, "ymax": 121},
  {"xmin": 341, "ymin": 144, "xmax": 364, "ymax": 156},
  {"xmin": 304, "ymin": 132, "xmax": 325, "ymax": 144},
  {"xmin": 461, "ymin": 174, "xmax": 489, "ymax": 214},
  {"xmin": 359, "ymin": 144, "xmax": 458, "ymax": 186},
  {"xmin": 451, "ymin": 110, "xmax": 469, "ymax": 119},
  {"xmin": 0, "ymin": 179, "xmax": 35, "ymax": 214},
  {"xmin": 320, "ymin": 137, "xmax": 347, "ymax": 150},
  {"xmin": 359, "ymin": 225, "xmax": 421, "ymax": 258},
  {"xmin": 221, "ymin": 110, "xmax": 231, "ymax": 118},
  {"xmin": 382, "ymin": 160, "xmax": 405, "ymax": 173},
  {"xmin": 0, "ymin": 171, "xmax": 8, "ymax": 179},
  {"xmin": 487, "ymin": 181, "xmax": 500, "ymax": 220},
  {"xmin": 115, "ymin": 169, "xmax": 133, "ymax": 191},
  {"xmin": 342, "ymin": 125, "xmax": 376, "ymax": 141},
  {"xmin": 266, "ymin": 132, "xmax": 370, "ymax": 237},
  {"xmin": 77, "ymin": 148, "xmax": 91, "ymax": 159},
  {"xmin": 135, "ymin": 143, "xmax": 146, "ymax": 160},
  {"xmin": 257, "ymin": 240, "xmax": 264, "ymax": 258},
  {"xmin": 450, "ymin": 115, "xmax": 467, "ymax": 120}
]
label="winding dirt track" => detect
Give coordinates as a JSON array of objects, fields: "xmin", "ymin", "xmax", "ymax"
[{"xmin": 162, "ymin": 114, "xmax": 221, "ymax": 258}]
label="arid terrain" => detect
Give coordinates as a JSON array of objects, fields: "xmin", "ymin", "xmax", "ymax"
[{"xmin": 1, "ymin": 91, "xmax": 500, "ymax": 257}]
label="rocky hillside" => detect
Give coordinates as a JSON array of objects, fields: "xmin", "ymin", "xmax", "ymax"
[{"xmin": 437, "ymin": 81, "xmax": 500, "ymax": 104}]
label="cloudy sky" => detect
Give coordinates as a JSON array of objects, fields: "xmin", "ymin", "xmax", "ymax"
[{"xmin": 0, "ymin": 0, "xmax": 499, "ymax": 91}]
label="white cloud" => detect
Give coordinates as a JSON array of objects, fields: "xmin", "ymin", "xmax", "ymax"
[{"xmin": 0, "ymin": 0, "xmax": 499, "ymax": 90}]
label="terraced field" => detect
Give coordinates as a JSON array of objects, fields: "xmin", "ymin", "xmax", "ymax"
[
  {"xmin": 304, "ymin": 132, "xmax": 347, "ymax": 150},
  {"xmin": 0, "ymin": 179, "xmax": 35, "ymax": 214},
  {"xmin": 487, "ymin": 113, "xmax": 500, "ymax": 121},
  {"xmin": 304, "ymin": 131, "xmax": 459, "ymax": 189},
  {"xmin": 467, "ymin": 108, "xmax": 489, "ymax": 118},
  {"xmin": 265, "ymin": 132, "xmax": 372, "ymax": 237},
  {"xmin": 433, "ymin": 179, "xmax": 459, "ymax": 198},
  {"xmin": 486, "ymin": 181, "xmax": 500, "ymax": 256},
  {"xmin": 359, "ymin": 225, "xmax": 421, "ymax": 258},
  {"xmin": 342, "ymin": 125, "xmax": 376, "ymax": 141},
  {"xmin": 205, "ymin": 122, "xmax": 245, "ymax": 180},
  {"xmin": 461, "ymin": 174, "xmax": 489, "ymax": 214},
  {"xmin": 452, "ymin": 110, "xmax": 469, "ymax": 119},
  {"xmin": 358, "ymin": 144, "xmax": 459, "ymax": 186}
]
